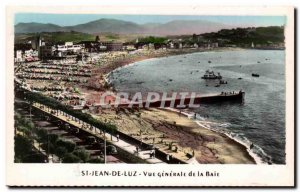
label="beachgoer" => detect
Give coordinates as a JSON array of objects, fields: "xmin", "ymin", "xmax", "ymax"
[
  {"xmin": 174, "ymin": 146, "xmax": 178, "ymax": 152},
  {"xmin": 166, "ymin": 154, "xmax": 170, "ymax": 162},
  {"xmin": 250, "ymin": 143, "xmax": 254, "ymax": 150},
  {"xmin": 116, "ymin": 134, "xmax": 119, "ymax": 142}
]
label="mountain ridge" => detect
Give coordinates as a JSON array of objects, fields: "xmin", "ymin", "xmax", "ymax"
[{"xmin": 15, "ymin": 18, "xmax": 234, "ymax": 35}]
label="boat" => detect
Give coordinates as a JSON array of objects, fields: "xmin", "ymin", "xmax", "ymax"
[
  {"xmin": 215, "ymin": 84, "xmax": 220, "ymax": 87},
  {"xmin": 201, "ymin": 70, "xmax": 222, "ymax": 79},
  {"xmin": 252, "ymin": 73, "xmax": 260, "ymax": 77},
  {"xmin": 238, "ymin": 77, "xmax": 242, "ymax": 80},
  {"xmin": 219, "ymin": 80, "xmax": 227, "ymax": 84}
]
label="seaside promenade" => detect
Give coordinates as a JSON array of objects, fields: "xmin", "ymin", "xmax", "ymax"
[{"xmin": 32, "ymin": 102, "xmax": 167, "ymax": 164}]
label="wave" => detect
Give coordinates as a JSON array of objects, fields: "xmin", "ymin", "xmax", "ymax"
[
  {"xmin": 194, "ymin": 117, "xmax": 273, "ymax": 165},
  {"xmin": 165, "ymin": 107, "xmax": 272, "ymax": 165}
]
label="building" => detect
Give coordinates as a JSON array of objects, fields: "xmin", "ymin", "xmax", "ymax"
[
  {"xmin": 39, "ymin": 45, "xmax": 56, "ymax": 58},
  {"xmin": 56, "ymin": 42, "xmax": 83, "ymax": 54},
  {"xmin": 78, "ymin": 41, "xmax": 123, "ymax": 52},
  {"xmin": 174, "ymin": 42, "xmax": 183, "ymax": 49},
  {"xmin": 77, "ymin": 41, "xmax": 101, "ymax": 52},
  {"xmin": 24, "ymin": 49, "xmax": 38, "ymax": 58},
  {"xmin": 40, "ymin": 42, "xmax": 84, "ymax": 59},
  {"xmin": 14, "ymin": 50, "xmax": 23, "ymax": 62},
  {"xmin": 14, "ymin": 42, "xmax": 40, "ymax": 62},
  {"xmin": 167, "ymin": 39, "xmax": 183, "ymax": 49},
  {"xmin": 123, "ymin": 43, "xmax": 136, "ymax": 51},
  {"xmin": 168, "ymin": 42, "xmax": 174, "ymax": 49},
  {"xmin": 211, "ymin": 42, "xmax": 219, "ymax": 48},
  {"xmin": 154, "ymin": 43, "xmax": 167, "ymax": 50},
  {"xmin": 31, "ymin": 36, "xmax": 43, "ymax": 50},
  {"xmin": 101, "ymin": 41, "xmax": 123, "ymax": 51}
]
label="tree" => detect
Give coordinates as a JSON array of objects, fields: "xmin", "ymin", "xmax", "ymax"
[
  {"xmin": 48, "ymin": 134, "xmax": 59, "ymax": 144},
  {"xmin": 41, "ymin": 142, "xmax": 56, "ymax": 156},
  {"xmin": 73, "ymin": 148, "xmax": 90, "ymax": 163},
  {"xmin": 192, "ymin": 33, "xmax": 198, "ymax": 42},
  {"xmin": 23, "ymin": 152, "xmax": 46, "ymax": 163},
  {"xmin": 55, "ymin": 146, "xmax": 68, "ymax": 161},
  {"xmin": 56, "ymin": 139, "xmax": 76, "ymax": 153},
  {"xmin": 95, "ymin": 35, "xmax": 100, "ymax": 42},
  {"xmin": 139, "ymin": 36, "xmax": 167, "ymax": 44},
  {"xmin": 87, "ymin": 158, "xmax": 104, "ymax": 163},
  {"xmin": 14, "ymin": 113, "xmax": 22, "ymax": 128},
  {"xmin": 15, "ymin": 113, "xmax": 35, "ymax": 136},
  {"xmin": 14, "ymin": 135, "xmax": 33, "ymax": 162},
  {"xmin": 62, "ymin": 153, "xmax": 82, "ymax": 163},
  {"xmin": 35, "ymin": 128, "xmax": 48, "ymax": 142}
]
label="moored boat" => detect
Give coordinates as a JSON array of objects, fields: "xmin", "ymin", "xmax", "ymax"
[{"xmin": 202, "ymin": 70, "xmax": 222, "ymax": 79}]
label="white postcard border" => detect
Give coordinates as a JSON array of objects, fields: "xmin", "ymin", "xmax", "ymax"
[{"xmin": 6, "ymin": 6, "xmax": 294, "ymax": 187}]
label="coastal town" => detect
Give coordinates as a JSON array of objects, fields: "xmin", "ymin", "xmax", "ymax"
[
  {"xmin": 14, "ymin": 23, "xmax": 284, "ymax": 164},
  {"xmin": 4, "ymin": 4, "xmax": 296, "ymax": 187}
]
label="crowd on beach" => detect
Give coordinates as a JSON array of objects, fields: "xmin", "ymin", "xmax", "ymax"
[{"xmin": 16, "ymin": 57, "xmax": 93, "ymax": 107}]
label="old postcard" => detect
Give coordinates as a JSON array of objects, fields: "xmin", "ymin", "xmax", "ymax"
[{"xmin": 6, "ymin": 6, "xmax": 294, "ymax": 187}]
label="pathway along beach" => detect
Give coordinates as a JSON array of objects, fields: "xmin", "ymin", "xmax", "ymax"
[{"xmin": 85, "ymin": 48, "xmax": 256, "ymax": 164}]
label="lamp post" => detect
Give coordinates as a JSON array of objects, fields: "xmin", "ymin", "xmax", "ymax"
[
  {"xmin": 104, "ymin": 132, "xmax": 106, "ymax": 164},
  {"xmin": 140, "ymin": 129, "xmax": 143, "ymax": 147}
]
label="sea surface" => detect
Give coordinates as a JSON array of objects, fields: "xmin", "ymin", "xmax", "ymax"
[{"xmin": 108, "ymin": 49, "xmax": 286, "ymax": 164}]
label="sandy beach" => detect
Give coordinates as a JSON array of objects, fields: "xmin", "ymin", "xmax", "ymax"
[{"xmin": 89, "ymin": 107, "xmax": 255, "ymax": 164}]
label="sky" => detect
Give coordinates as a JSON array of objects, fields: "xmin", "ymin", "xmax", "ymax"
[{"xmin": 14, "ymin": 13, "xmax": 286, "ymax": 27}]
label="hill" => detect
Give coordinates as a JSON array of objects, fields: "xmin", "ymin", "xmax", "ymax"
[
  {"xmin": 150, "ymin": 20, "xmax": 231, "ymax": 35},
  {"xmin": 200, "ymin": 26, "xmax": 284, "ymax": 45},
  {"xmin": 15, "ymin": 18, "xmax": 233, "ymax": 36},
  {"xmin": 66, "ymin": 18, "xmax": 145, "ymax": 34},
  {"xmin": 15, "ymin": 31, "xmax": 95, "ymax": 44},
  {"xmin": 15, "ymin": 22, "xmax": 68, "ymax": 33}
]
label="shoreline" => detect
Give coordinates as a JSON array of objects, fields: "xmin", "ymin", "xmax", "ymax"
[
  {"xmin": 162, "ymin": 108, "xmax": 257, "ymax": 164},
  {"xmin": 83, "ymin": 47, "xmax": 258, "ymax": 164},
  {"xmin": 163, "ymin": 108, "xmax": 259, "ymax": 164},
  {"xmin": 104, "ymin": 47, "xmax": 246, "ymax": 78},
  {"xmin": 86, "ymin": 47, "xmax": 245, "ymax": 92}
]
